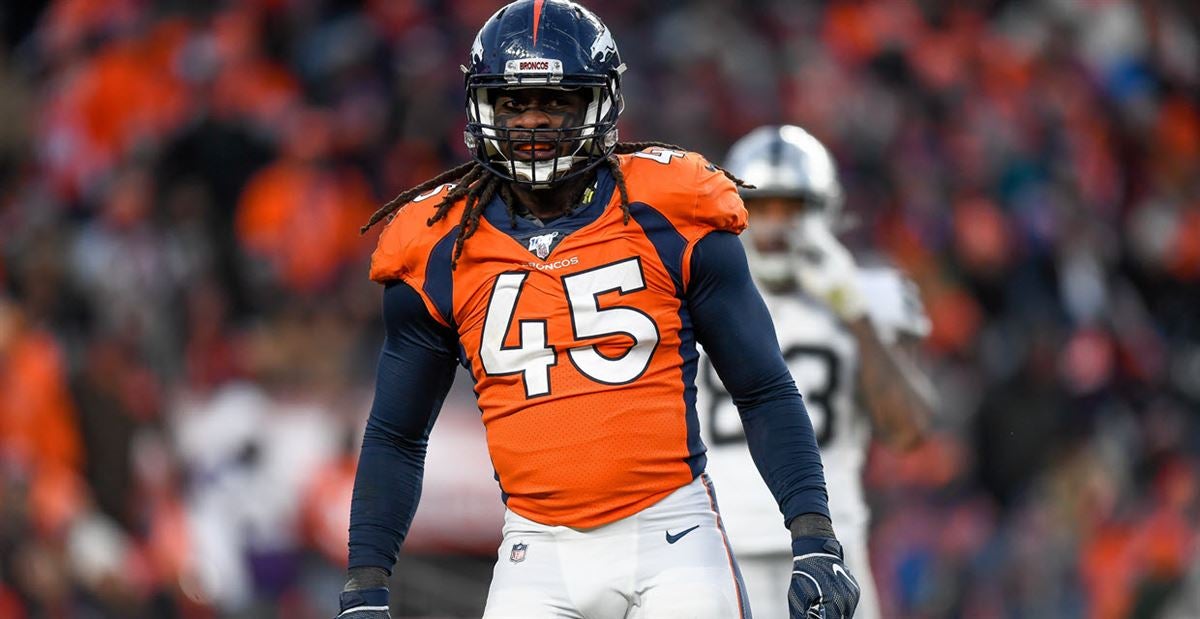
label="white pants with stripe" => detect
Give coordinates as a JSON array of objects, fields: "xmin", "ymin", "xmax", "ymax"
[{"xmin": 483, "ymin": 475, "xmax": 751, "ymax": 618}]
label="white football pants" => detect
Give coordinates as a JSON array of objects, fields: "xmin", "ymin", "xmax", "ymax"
[{"xmin": 483, "ymin": 474, "xmax": 751, "ymax": 618}]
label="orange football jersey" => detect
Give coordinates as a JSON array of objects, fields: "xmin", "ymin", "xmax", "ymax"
[{"xmin": 370, "ymin": 148, "xmax": 747, "ymax": 528}]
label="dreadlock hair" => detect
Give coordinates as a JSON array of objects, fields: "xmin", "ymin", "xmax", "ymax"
[{"xmin": 361, "ymin": 142, "xmax": 754, "ymax": 269}]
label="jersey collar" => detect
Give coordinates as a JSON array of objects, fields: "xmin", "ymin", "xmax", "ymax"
[{"xmin": 482, "ymin": 166, "xmax": 616, "ymax": 253}]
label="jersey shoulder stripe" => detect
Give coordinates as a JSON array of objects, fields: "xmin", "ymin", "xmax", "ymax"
[
  {"xmin": 617, "ymin": 149, "xmax": 748, "ymax": 290},
  {"xmin": 627, "ymin": 202, "xmax": 688, "ymax": 294}
]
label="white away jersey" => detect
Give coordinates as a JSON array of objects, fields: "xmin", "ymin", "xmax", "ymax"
[{"xmin": 698, "ymin": 266, "xmax": 926, "ymax": 555}]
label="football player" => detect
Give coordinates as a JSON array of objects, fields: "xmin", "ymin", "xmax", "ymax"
[
  {"xmin": 699, "ymin": 124, "xmax": 936, "ymax": 619},
  {"xmin": 337, "ymin": 2, "xmax": 860, "ymax": 618}
]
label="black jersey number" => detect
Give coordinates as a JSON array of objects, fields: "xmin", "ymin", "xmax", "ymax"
[{"xmin": 703, "ymin": 345, "xmax": 841, "ymax": 447}]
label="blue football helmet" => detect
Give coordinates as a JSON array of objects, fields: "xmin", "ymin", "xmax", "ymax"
[{"xmin": 463, "ymin": 0, "xmax": 625, "ymax": 187}]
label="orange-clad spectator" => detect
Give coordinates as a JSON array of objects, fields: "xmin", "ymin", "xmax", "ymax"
[
  {"xmin": 140, "ymin": 484, "xmax": 195, "ymax": 600},
  {"xmin": 0, "ymin": 295, "xmax": 86, "ymax": 536},
  {"xmin": 1078, "ymin": 460, "xmax": 1197, "ymax": 619},
  {"xmin": 1155, "ymin": 97, "xmax": 1200, "ymax": 180},
  {"xmin": 0, "ymin": 583, "xmax": 23, "ymax": 619},
  {"xmin": 1081, "ymin": 522, "xmax": 1138, "ymax": 619},
  {"xmin": 0, "ymin": 295, "xmax": 82, "ymax": 480},
  {"xmin": 38, "ymin": 0, "xmax": 140, "ymax": 60},
  {"xmin": 1138, "ymin": 459, "xmax": 1198, "ymax": 580},
  {"xmin": 924, "ymin": 285, "xmax": 983, "ymax": 355},
  {"xmin": 865, "ymin": 432, "xmax": 968, "ymax": 491},
  {"xmin": 75, "ymin": 25, "xmax": 189, "ymax": 156},
  {"xmin": 235, "ymin": 108, "xmax": 376, "ymax": 295},
  {"xmin": 1166, "ymin": 206, "xmax": 1200, "ymax": 281},
  {"xmin": 953, "ymin": 196, "xmax": 1015, "ymax": 278},
  {"xmin": 205, "ymin": 6, "xmax": 301, "ymax": 133},
  {"xmin": 39, "ymin": 18, "xmax": 192, "ymax": 200},
  {"xmin": 209, "ymin": 57, "xmax": 300, "ymax": 130}
]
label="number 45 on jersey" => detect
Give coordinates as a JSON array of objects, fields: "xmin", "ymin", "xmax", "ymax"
[{"xmin": 480, "ymin": 258, "xmax": 661, "ymax": 398}]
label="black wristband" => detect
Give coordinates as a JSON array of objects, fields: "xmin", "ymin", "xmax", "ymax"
[
  {"xmin": 787, "ymin": 512, "xmax": 837, "ymax": 540},
  {"xmin": 344, "ymin": 566, "xmax": 390, "ymax": 592}
]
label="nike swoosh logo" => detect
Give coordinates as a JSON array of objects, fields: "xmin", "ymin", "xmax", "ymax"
[
  {"xmin": 665, "ymin": 525, "xmax": 700, "ymax": 544},
  {"xmin": 832, "ymin": 563, "xmax": 859, "ymax": 590}
]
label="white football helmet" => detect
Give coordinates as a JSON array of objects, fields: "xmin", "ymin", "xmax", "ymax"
[{"xmin": 724, "ymin": 125, "xmax": 845, "ymax": 291}]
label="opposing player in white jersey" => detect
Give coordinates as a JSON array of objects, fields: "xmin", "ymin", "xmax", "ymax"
[{"xmin": 698, "ymin": 125, "xmax": 935, "ymax": 619}]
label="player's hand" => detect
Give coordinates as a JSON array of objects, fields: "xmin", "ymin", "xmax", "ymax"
[
  {"xmin": 336, "ymin": 587, "xmax": 392, "ymax": 618},
  {"xmin": 794, "ymin": 214, "xmax": 865, "ymax": 323},
  {"xmin": 789, "ymin": 537, "xmax": 860, "ymax": 619}
]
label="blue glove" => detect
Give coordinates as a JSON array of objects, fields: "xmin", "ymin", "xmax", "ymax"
[
  {"xmin": 336, "ymin": 587, "xmax": 391, "ymax": 618},
  {"xmin": 789, "ymin": 537, "xmax": 860, "ymax": 619}
]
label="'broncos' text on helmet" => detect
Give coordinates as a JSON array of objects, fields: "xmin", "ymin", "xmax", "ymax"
[
  {"xmin": 463, "ymin": 0, "xmax": 626, "ymax": 188},
  {"xmin": 724, "ymin": 125, "xmax": 846, "ymax": 291}
]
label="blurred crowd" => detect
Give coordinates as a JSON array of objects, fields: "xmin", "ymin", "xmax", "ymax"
[{"xmin": 0, "ymin": 0, "xmax": 1197, "ymax": 617}]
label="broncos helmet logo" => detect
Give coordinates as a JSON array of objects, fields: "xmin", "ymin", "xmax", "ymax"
[
  {"xmin": 589, "ymin": 26, "xmax": 616, "ymax": 62},
  {"xmin": 471, "ymin": 30, "xmax": 485, "ymax": 64}
]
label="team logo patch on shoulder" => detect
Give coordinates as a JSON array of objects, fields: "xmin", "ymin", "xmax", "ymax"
[
  {"xmin": 527, "ymin": 231, "xmax": 559, "ymax": 260},
  {"xmin": 509, "ymin": 542, "xmax": 528, "ymax": 563}
]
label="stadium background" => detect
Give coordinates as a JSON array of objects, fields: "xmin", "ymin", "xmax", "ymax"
[{"xmin": 1, "ymin": 0, "xmax": 1198, "ymax": 617}]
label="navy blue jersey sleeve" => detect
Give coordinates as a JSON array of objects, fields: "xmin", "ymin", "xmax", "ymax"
[
  {"xmin": 686, "ymin": 231, "xmax": 830, "ymax": 524},
  {"xmin": 348, "ymin": 281, "xmax": 459, "ymax": 572}
]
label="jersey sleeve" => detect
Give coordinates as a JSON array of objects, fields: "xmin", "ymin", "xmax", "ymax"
[
  {"xmin": 691, "ymin": 156, "xmax": 748, "ymax": 237},
  {"xmin": 368, "ymin": 184, "xmax": 462, "ymax": 327},
  {"xmin": 682, "ymin": 155, "xmax": 747, "ymax": 289},
  {"xmin": 687, "ymin": 231, "xmax": 830, "ymax": 524},
  {"xmin": 349, "ymin": 281, "xmax": 459, "ymax": 572}
]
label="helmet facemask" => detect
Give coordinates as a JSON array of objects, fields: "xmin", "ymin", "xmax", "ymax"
[
  {"xmin": 462, "ymin": 0, "xmax": 626, "ymax": 188},
  {"xmin": 465, "ymin": 75, "xmax": 622, "ymax": 188},
  {"xmin": 740, "ymin": 197, "xmax": 821, "ymax": 292}
]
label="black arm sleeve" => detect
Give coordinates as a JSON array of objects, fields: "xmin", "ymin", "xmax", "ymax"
[
  {"xmin": 686, "ymin": 231, "xmax": 830, "ymax": 523},
  {"xmin": 348, "ymin": 281, "xmax": 459, "ymax": 572}
]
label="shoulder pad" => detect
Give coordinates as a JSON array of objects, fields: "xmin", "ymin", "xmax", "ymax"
[
  {"xmin": 857, "ymin": 267, "xmax": 930, "ymax": 340},
  {"xmin": 369, "ymin": 183, "xmax": 463, "ymax": 284},
  {"xmin": 618, "ymin": 148, "xmax": 747, "ymax": 241}
]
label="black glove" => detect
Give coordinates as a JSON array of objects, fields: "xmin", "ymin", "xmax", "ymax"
[
  {"xmin": 789, "ymin": 537, "xmax": 860, "ymax": 619},
  {"xmin": 336, "ymin": 587, "xmax": 391, "ymax": 618}
]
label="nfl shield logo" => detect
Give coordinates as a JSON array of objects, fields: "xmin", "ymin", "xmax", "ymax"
[
  {"xmin": 509, "ymin": 542, "xmax": 528, "ymax": 563},
  {"xmin": 527, "ymin": 231, "xmax": 558, "ymax": 260}
]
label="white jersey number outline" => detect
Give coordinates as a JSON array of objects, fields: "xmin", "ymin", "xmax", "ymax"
[
  {"xmin": 480, "ymin": 258, "xmax": 660, "ymax": 398},
  {"xmin": 632, "ymin": 148, "xmax": 686, "ymax": 165}
]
